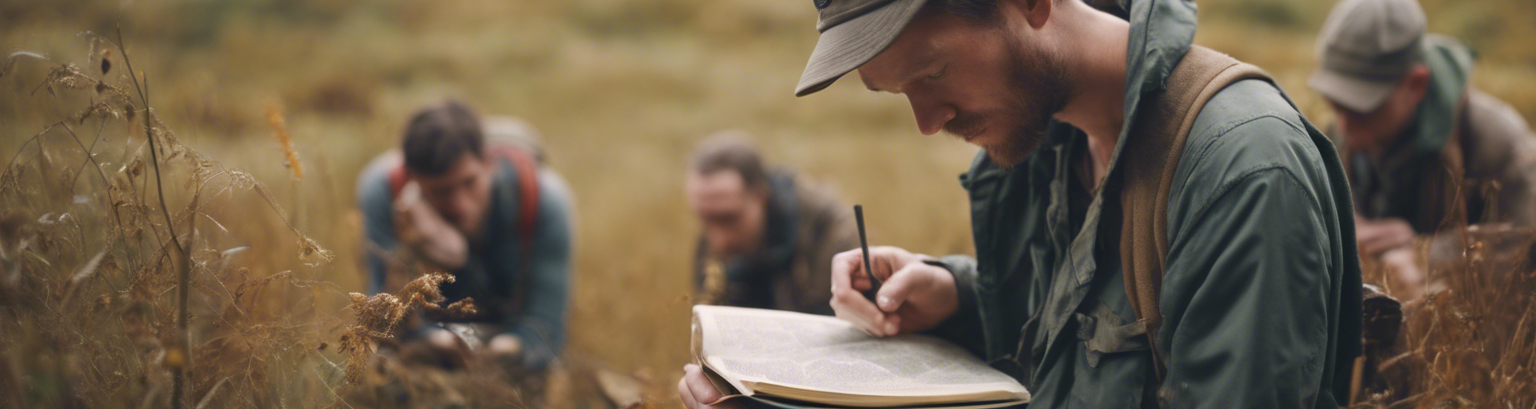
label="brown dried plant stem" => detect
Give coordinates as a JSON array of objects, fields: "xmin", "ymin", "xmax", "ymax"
[{"xmin": 113, "ymin": 26, "xmax": 193, "ymax": 409}]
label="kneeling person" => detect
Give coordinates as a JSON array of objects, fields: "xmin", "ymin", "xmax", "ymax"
[
  {"xmin": 357, "ymin": 100, "xmax": 574, "ymax": 370},
  {"xmin": 1309, "ymin": 0, "xmax": 1536, "ymax": 300}
]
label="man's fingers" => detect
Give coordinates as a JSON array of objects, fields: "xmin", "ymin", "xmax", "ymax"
[
  {"xmin": 1362, "ymin": 242, "xmax": 1388, "ymax": 257},
  {"xmin": 1359, "ymin": 231, "xmax": 1408, "ymax": 256},
  {"xmin": 831, "ymin": 247, "xmax": 924, "ymax": 336},
  {"xmin": 1357, "ymin": 228, "xmax": 1390, "ymax": 254},
  {"xmin": 881, "ymin": 314, "xmax": 902, "ymax": 336},
  {"xmin": 679, "ymin": 377, "xmax": 701, "ymax": 409},
  {"xmin": 831, "ymin": 287, "xmax": 886, "ymax": 335},
  {"xmin": 830, "ymin": 250, "xmax": 871, "ymax": 294},
  {"xmin": 1357, "ymin": 224, "xmax": 1388, "ymax": 242},
  {"xmin": 1363, "ymin": 236, "xmax": 1388, "ymax": 255},
  {"xmin": 683, "ymin": 364, "xmax": 743, "ymax": 408},
  {"xmin": 874, "ymin": 264, "xmax": 928, "ymax": 313}
]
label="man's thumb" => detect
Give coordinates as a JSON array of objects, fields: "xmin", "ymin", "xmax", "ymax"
[{"xmin": 875, "ymin": 264, "xmax": 922, "ymax": 313}]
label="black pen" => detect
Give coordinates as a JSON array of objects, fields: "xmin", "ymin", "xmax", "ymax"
[{"xmin": 855, "ymin": 205, "xmax": 882, "ymax": 302}]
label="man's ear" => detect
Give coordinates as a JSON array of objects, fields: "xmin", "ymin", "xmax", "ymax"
[
  {"xmin": 1003, "ymin": 0, "xmax": 1054, "ymax": 30},
  {"xmin": 746, "ymin": 184, "xmax": 771, "ymax": 204},
  {"xmin": 1400, "ymin": 64, "xmax": 1432, "ymax": 105}
]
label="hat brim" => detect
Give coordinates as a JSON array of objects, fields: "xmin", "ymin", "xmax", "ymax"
[
  {"xmin": 1308, "ymin": 69, "xmax": 1398, "ymax": 113},
  {"xmin": 795, "ymin": 0, "xmax": 928, "ymax": 97}
]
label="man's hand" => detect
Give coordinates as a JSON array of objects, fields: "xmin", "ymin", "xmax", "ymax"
[
  {"xmin": 1355, "ymin": 216, "xmax": 1416, "ymax": 257},
  {"xmin": 830, "ymin": 246, "xmax": 958, "ymax": 337},
  {"xmin": 423, "ymin": 328, "xmax": 472, "ymax": 368},
  {"xmin": 393, "ymin": 181, "xmax": 469, "ymax": 270},
  {"xmin": 488, "ymin": 334, "xmax": 523, "ymax": 358},
  {"xmin": 1381, "ymin": 247, "xmax": 1427, "ymax": 302},
  {"xmin": 678, "ymin": 364, "xmax": 745, "ymax": 409}
]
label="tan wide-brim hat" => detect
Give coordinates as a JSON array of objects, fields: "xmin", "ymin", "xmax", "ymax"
[{"xmin": 795, "ymin": 0, "xmax": 928, "ymax": 97}]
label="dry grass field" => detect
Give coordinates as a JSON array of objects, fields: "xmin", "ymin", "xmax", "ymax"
[{"xmin": 1, "ymin": 0, "xmax": 1532, "ymax": 407}]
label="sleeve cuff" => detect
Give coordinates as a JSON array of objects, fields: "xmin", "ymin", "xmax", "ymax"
[{"xmin": 921, "ymin": 255, "xmax": 986, "ymax": 357}]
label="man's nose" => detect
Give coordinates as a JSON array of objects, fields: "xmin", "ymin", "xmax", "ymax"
[
  {"xmin": 448, "ymin": 193, "xmax": 476, "ymax": 220},
  {"xmin": 1336, "ymin": 114, "xmax": 1366, "ymax": 140},
  {"xmin": 907, "ymin": 95, "xmax": 956, "ymax": 136},
  {"xmin": 706, "ymin": 228, "xmax": 734, "ymax": 249}
]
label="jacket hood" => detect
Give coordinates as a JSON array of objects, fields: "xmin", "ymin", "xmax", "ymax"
[
  {"xmin": 1408, "ymin": 34, "xmax": 1476, "ymax": 153},
  {"xmin": 1102, "ymin": 0, "xmax": 1200, "ymax": 175}
]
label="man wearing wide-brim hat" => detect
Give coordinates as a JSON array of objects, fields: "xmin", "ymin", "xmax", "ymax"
[
  {"xmin": 1310, "ymin": 0, "xmax": 1536, "ymax": 301},
  {"xmin": 680, "ymin": 0, "xmax": 1364, "ymax": 407}
]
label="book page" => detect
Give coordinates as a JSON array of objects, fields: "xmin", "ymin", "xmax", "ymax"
[{"xmin": 694, "ymin": 305, "xmax": 1028, "ymax": 403}]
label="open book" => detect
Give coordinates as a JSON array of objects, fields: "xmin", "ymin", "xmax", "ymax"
[{"xmin": 692, "ymin": 305, "xmax": 1030, "ymax": 408}]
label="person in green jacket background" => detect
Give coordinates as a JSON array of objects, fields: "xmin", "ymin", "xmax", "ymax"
[
  {"xmin": 686, "ymin": 132, "xmax": 860, "ymax": 315},
  {"xmin": 678, "ymin": 0, "xmax": 1362, "ymax": 407},
  {"xmin": 1309, "ymin": 0, "xmax": 1536, "ymax": 301}
]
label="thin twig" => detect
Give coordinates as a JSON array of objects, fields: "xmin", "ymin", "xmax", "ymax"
[
  {"xmin": 0, "ymin": 123, "xmax": 57, "ymax": 183},
  {"xmin": 59, "ymin": 121, "xmax": 129, "ymax": 235},
  {"xmin": 68, "ymin": 116, "xmax": 110, "ymax": 191},
  {"xmin": 114, "ymin": 25, "xmax": 192, "ymax": 409}
]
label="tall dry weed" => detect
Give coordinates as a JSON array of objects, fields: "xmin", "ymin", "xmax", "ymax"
[
  {"xmin": 339, "ymin": 272, "xmax": 477, "ymax": 384},
  {"xmin": 1354, "ymin": 200, "xmax": 1536, "ymax": 406},
  {"xmin": 0, "ymin": 35, "xmax": 366, "ymax": 408},
  {"xmin": 0, "ymin": 33, "xmax": 548, "ymax": 408}
]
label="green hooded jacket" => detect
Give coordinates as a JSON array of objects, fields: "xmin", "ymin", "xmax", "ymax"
[{"xmin": 925, "ymin": 0, "xmax": 1363, "ymax": 407}]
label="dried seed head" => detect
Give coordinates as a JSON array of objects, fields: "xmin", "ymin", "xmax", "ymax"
[
  {"xmin": 93, "ymin": 293, "xmax": 113, "ymax": 313},
  {"xmin": 296, "ymin": 236, "xmax": 333, "ymax": 266},
  {"xmin": 164, "ymin": 346, "xmax": 187, "ymax": 369},
  {"xmin": 100, "ymin": 48, "xmax": 113, "ymax": 75},
  {"xmin": 264, "ymin": 100, "xmax": 304, "ymax": 179}
]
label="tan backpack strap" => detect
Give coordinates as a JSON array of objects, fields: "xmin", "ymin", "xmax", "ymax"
[{"xmin": 1118, "ymin": 46, "xmax": 1273, "ymax": 381}]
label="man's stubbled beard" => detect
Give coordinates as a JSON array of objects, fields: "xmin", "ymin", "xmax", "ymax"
[{"xmin": 946, "ymin": 33, "xmax": 1072, "ymax": 168}]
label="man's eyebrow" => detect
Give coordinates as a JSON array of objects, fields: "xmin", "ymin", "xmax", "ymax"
[
  {"xmin": 867, "ymin": 52, "xmax": 941, "ymax": 93},
  {"xmin": 905, "ymin": 53, "xmax": 942, "ymax": 81}
]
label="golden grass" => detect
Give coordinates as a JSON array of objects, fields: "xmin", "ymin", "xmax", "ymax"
[{"xmin": 1, "ymin": 37, "xmax": 351, "ymax": 407}]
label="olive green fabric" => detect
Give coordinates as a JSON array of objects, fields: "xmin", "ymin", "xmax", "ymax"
[
  {"xmin": 1341, "ymin": 35, "xmax": 1536, "ymax": 232},
  {"xmin": 922, "ymin": 0, "xmax": 1362, "ymax": 407},
  {"xmin": 1116, "ymin": 45, "xmax": 1273, "ymax": 382}
]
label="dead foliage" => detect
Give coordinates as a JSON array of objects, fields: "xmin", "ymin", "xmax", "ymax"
[{"xmin": 0, "ymin": 35, "xmax": 358, "ymax": 408}]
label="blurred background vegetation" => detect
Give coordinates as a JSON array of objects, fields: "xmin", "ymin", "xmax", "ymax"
[{"xmin": 1, "ymin": 0, "xmax": 1531, "ymax": 406}]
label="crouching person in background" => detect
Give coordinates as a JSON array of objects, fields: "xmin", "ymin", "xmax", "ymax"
[
  {"xmin": 687, "ymin": 132, "xmax": 860, "ymax": 315},
  {"xmin": 356, "ymin": 99, "xmax": 574, "ymax": 381},
  {"xmin": 1309, "ymin": 0, "xmax": 1536, "ymax": 302}
]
